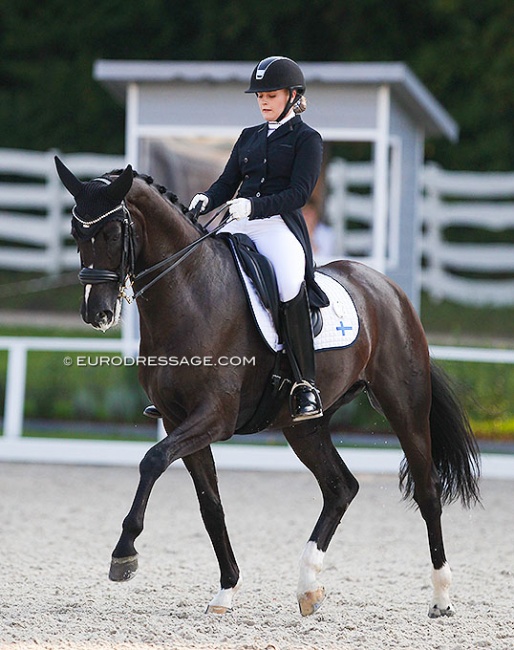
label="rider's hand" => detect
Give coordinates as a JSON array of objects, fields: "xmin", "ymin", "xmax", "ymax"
[
  {"xmin": 188, "ymin": 193, "xmax": 209, "ymax": 214},
  {"xmin": 227, "ymin": 198, "xmax": 252, "ymax": 220}
]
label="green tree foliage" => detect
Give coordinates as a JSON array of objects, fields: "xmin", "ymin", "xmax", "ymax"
[
  {"xmin": 412, "ymin": 0, "xmax": 514, "ymax": 170},
  {"xmin": 0, "ymin": 0, "xmax": 513, "ymax": 170}
]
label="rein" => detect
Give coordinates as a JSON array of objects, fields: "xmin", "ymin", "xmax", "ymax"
[{"xmin": 127, "ymin": 204, "xmax": 232, "ymax": 302}]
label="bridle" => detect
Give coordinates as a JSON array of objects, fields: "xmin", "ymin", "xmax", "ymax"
[
  {"xmin": 74, "ymin": 195, "xmax": 231, "ymax": 304},
  {"xmin": 76, "ymin": 201, "xmax": 135, "ymax": 290}
]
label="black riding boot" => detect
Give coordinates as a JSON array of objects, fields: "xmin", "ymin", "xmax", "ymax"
[{"xmin": 281, "ymin": 283, "xmax": 323, "ymax": 421}]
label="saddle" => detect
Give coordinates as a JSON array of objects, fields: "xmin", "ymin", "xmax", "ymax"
[
  {"xmin": 218, "ymin": 232, "xmax": 322, "ymax": 338},
  {"xmin": 218, "ymin": 232, "xmax": 323, "ymax": 435}
]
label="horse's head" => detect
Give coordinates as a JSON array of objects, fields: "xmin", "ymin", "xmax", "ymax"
[{"xmin": 55, "ymin": 156, "xmax": 135, "ymax": 331}]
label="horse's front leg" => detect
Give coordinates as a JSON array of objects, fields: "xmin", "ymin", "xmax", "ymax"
[
  {"xmin": 182, "ymin": 447, "xmax": 241, "ymax": 614},
  {"xmin": 109, "ymin": 416, "xmax": 217, "ymax": 582}
]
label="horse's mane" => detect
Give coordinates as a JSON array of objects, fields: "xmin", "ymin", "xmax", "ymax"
[
  {"xmin": 104, "ymin": 168, "xmax": 210, "ymax": 237},
  {"xmin": 106, "ymin": 168, "xmax": 190, "ymax": 216}
]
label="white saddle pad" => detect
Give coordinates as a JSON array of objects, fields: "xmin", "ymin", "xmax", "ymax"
[{"xmin": 238, "ymin": 264, "xmax": 359, "ymax": 353}]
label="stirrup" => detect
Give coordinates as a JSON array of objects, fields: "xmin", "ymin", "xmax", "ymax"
[
  {"xmin": 289, "ymin": 381, "xmax": 323, "ymax": 422},
  {"xmin": 143, "ymin": 404, "xmax": 162, "ymax": 419}
]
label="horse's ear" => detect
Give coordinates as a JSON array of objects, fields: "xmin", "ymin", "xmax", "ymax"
[
  {"xmin": 54, "ymin": 156, "xmax": 83, "ymax": 198},
  {"xmin": 106, "ymin": 165, "xmax": 133, "ymax": 203}
]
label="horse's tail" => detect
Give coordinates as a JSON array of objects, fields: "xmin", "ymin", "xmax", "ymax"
[{"xmin": 400, "ymin": 360, "xmax": 481, "ymax": 507}]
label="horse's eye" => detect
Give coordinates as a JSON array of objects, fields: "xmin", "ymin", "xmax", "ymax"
[{"xmin": 103, "ymin": 226, "xmax": 121, "ymax": 243}]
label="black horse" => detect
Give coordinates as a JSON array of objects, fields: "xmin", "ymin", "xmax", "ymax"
[{"xmin": 55, "ymin": 158, "xmax": 480, "ymax": 618}]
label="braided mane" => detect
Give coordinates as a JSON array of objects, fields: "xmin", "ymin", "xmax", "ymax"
[{"xmin": 106, "ymin": 169, "xmax": 189, "ymax": 216}]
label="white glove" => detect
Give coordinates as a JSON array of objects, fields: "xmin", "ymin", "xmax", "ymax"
[
  {"xmin": 227, "ymin": 198, "xmax": 252, "ymax": 220},
  {"xmin": 189, "ymin": 193, "xmax": 209, "ymax": 213}
]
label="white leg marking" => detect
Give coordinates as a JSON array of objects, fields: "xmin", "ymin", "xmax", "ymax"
[
  {"xmin": 298, "ymin": 541, "xmax": 325, "ymax": 596},
  {"xmin": 206, "ymin": 575, "xmax": 242, "ymax": 615},
  {"xmin": 297, "ymin": 541, "xmax": 326, "ymax": 616},
  {"xmin": 429, "ymin": 562, "xmax": 454, "ymax": 617}
]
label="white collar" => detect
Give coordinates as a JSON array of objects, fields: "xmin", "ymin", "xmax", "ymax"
[{"xmin": 267, "ymin": 111, "xmax": 295, "ymax": 132}]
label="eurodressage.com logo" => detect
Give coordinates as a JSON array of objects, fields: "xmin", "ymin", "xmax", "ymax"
[{"xmin": 63, "ymin": 355, "xmax": 256, "ymax": 368}]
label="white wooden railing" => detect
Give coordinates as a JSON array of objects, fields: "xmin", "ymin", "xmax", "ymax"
[
  {"xmin": 419, "ymin": 163, "xmax": 514, "ymax": 306},
  {"xmin": 325, "ymin": 159, "xmax": 514, "ymax": 306},
  {"xmin": 1, "ymin": 149, "xmax": 514, "ymax": 305},
  {"xmin": 0, "ymin": 149, "xmax": 124, "ymax": 274}
]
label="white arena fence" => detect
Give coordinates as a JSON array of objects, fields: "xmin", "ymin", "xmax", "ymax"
[
  {"xmin": 1, "ymin": 149, "xmax": 514, "ymax": 305},
  {"xmin": 0, "ymin": 334, "xmax": 514, "ymax": 479}
]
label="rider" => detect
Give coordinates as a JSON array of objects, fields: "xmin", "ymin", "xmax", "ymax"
[{"xmin": 190, "ymin": 56, "xmax": 329, "ymax": 421}]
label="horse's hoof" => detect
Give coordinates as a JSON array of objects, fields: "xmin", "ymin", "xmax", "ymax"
[
  {"xmin": 428, "ymin": 603, "xmax": 455, "ymax": 618},
  {"xmin": 205, "ymin": 578, "xmax": 242, "ymax": 615},
  {"xmin": 109, "ymin": 554, "xmax": 139, "ymax": 582},
  {"xmin": 298, "ymin": 587, "xmax": 326, "ymax": 616},
  {"xmin": 205, "ymin": 604, "xmax": 232, "ymax": 615}
]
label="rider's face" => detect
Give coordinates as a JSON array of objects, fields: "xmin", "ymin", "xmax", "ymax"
[{"xmin": 257, "ymin": 89, "xmax": 295, "ymax": 122}]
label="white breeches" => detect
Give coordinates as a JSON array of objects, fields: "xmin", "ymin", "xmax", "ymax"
[{"xmin": 219, "ymin": 215, "xmax": 306, "ymax": 302}]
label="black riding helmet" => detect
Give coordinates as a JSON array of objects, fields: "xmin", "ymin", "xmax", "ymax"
[
  {"xmin": 246, "ymin": 56, "xmax": 306, "ymax": 122},
  {"xmin": 245, "ymin": 56, "xmax": 306, "ymax": 94}
]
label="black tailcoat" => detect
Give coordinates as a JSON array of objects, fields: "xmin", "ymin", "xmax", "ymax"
[{"xmin": 205, "ymin": 115, "xmax": 329, "ymax": 308}]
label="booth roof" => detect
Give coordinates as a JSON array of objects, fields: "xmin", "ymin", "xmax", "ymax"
[{"xmin": 94, "ymin": 59, "xmax": 458, "ymax": 141}]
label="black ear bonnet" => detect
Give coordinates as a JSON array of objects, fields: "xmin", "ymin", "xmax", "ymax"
[{"xmin": 54, "ymin": 156, "xmax": 134, "ymax": 240}]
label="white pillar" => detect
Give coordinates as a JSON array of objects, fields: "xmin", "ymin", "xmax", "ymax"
[
  {"xmin": 4, "ymin": 343, "xmax": 27, "ymax": 439},
  {"xmin": 372, "ymin": 85, "xmax": 391, "ymax": 273}
]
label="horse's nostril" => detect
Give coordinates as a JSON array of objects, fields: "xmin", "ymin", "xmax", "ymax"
[{"xmin": 95, "ymin": 310, "xmax": 113, "ymax": 325}]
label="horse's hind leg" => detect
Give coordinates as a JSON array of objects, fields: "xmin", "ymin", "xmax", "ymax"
[
  {"xmin": 283, "ymin": 418, "xmax": 359, "ymax": 616},
  {"xmin": 368, "ymin": 371, "xmax": 454, "ymax": 617},
  {"xmin": 182, "ymin": 447, "xmax": 241, "ymax": 614}
]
